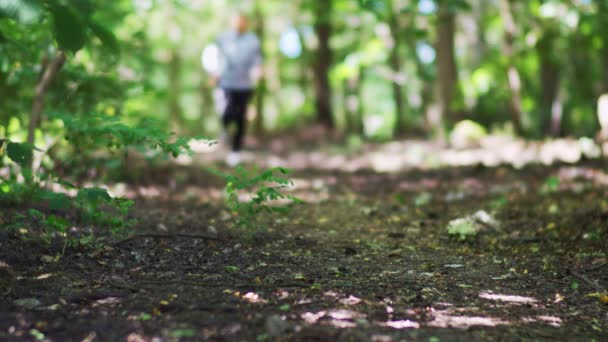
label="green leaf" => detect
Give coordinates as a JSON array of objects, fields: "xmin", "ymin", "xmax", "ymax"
[
  {"xmin": 78, "ymin": 187, "xmax": 111, "ymax": 203},
  {"xmin": 89, "ymin": 21, "xmax": 119, "ymax": 53},
  {"xmin": 54, "ymin": 180, "xmax": 77, "ymax": 189},
  {"xmin": 67, "ymin": 0, "xmax": 94, "ymax": 19},
  {"xmin": 169, "ymin": 329, "xmax": 197, "ymax": 338},
  {"xmin": 39, "ymin": 191, "xmax": 71, "ymax": 210},
  {"xmin": 46, "ymin": 215, "xmax": 70, "ymax": 232},
  {"xmin": 7, "ymin": 142, "xmax": 33, "ymax": 167},
  {"xmin": 225, "ymin": 265, "xmax": 239, "ymax": 273},
  {"xmin": 50, "ymin": 4, "xmax": 87, "ymax": 53}
]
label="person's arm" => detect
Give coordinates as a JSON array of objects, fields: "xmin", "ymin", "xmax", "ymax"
[{"xmin": 209, "ymin": 36, "xmax": 225, "ymax": 87}]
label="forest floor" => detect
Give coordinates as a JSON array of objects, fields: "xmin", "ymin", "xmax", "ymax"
[{"xmin": 1, "ymin": 134, "xmax": 608, "ymax": 341}]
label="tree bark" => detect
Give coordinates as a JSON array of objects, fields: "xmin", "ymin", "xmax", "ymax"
[
  {"xmin": 28, "ymin": 51, "xmax": 66, "ymax": 145},
  {"xmin": 388, "ymin": 4, "xmax": 406, "ymax": 136},
  {"xmin": 603, "ymin": 41, "xmax": 608, "ymax": 94},
  {"xmin": 436, "ymin": 3, "xmax": 458, "ymax": 128},
  {"xmin": 500, "ymin": 0, "xmax": 523, "ymax": 134},
  {"xmin": 404, "ymin": 23, "xmax": 433, "ymax": 134},
  {"xmin": 537, "ymin": 27, "xmax": 560, "ymax": 136},
  {"xmin": 168, "ymin": 49, "xmax": 183, "ymax": 134},
  {"xmin": 199, "ymin": 74, "xmax": 213, "ymax": 133},
  {"xmin": 343, "ymin": 74, "xmax": 363, "ymax": 135},
  {"xmin": 312, "ymin": 0, "xmax": 334, "ymax": 129},
  {"xmin": 253, "ymin": 1, "xmax": 266, "ymax": 135},
  {"xmin": 472, "ymin": 0, "xmax": 487, "ymax": 67},
  {"xmin": 598, "ymin": 1, "xmax": 608, "ymax": 93}
]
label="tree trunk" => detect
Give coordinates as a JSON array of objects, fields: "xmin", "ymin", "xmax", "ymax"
[
  {"xmin": 253, "ymin": 1, "xmax": 266, "ymax": 135},
  {"xmin": 599, "ymin": 1, "xmax": 608, "ymax": 93},
  {"xmin": 404, "ymin": 24, "xmax": 433, "ymax": 134},
  {"xmin": 199, "ymin": 74, "xmax": 213, "ymax": 134},
  {"xmin": 388, "ymin": 6, "xmax": 406, "ymax": 137},
  {"xmin": 28, "ymin": 51, "xmax": 66, "ymax": 145},
  {"xmin": 500, "ymin": 0, "xmax": 523, "ymax": 134},
  {"xmin": 312, "ymin": 0, "xmax": 334, "ymax": 129},
  {"xmin": 537, "ymin": 28, "xmax": 560, "ymax": 136},
  {"xmin": 343, "ymin": 74, "xmax": 363, "ymax": 135},
  {"xmin": 472, "ymin": 0, "xmax": 488, "ymax": 67},
  {"xmin": 436, "ymin": 3, "xmax": 458, "ymax": 128},
  {"xmin": 168, "ymin": 49, "xmax": 183, "ymax": 134},
  {"xmin": 603, "ymin": 41, "xmax": 608, "ymax": 94}
]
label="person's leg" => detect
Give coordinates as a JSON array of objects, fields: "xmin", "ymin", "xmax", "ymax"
[
  {"xmin": 221, "ymin": 89, "xmax": 236, "ymax": 128},
  {"xmin": 231, "ymin": 90, "xmax": 253, "ymax": 152}
]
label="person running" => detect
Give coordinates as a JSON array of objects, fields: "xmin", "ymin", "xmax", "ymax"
[{"xmin": 210, "ymin": 12, "xmax": 262, "ymax": 166}]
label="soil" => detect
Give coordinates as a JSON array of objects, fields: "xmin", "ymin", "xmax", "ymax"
[{"xmin": 1, "ymin": 142, "xmax": 607, "ymax": 341}]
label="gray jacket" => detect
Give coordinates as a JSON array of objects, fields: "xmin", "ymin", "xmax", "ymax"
[{"xmin": 215, "ymin": 31, "xmax": 262, "ymax": 90}]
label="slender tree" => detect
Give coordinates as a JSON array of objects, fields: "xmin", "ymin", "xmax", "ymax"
[
  {"xmin": 598, "ymin": 0, "xmax": 608, "ymax": 93},
  {"xmin": 253, "ymin": 0, "xmax": 266, "ymax": 135},
  {"xmin": 436, "ymin": 1, "xmax": 458, "ymax": 128},
  {"xmin": 537, "ymin": 26, "xmax": 561, "ymax": 136},
  {"xmin": 500, "ymin": 0, "xmax": 523, "ymax": 134},
  {"xmin": 28, "ymin": 51, "xmax": 66, "ymax": 146},
  {"xmin": 387, "ymin": 0, "xmax": 407, "ymax": 136},
  {"xmin": 168, "ymin": 49, "xmax": 183, "ymax": 134},
  {"xmin": 312, "ymin": 0, "xmax": 335, "ymax": 129}
]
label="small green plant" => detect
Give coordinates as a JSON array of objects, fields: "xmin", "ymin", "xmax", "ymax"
[
  {"xmin": 211, "ymin": 166, "xmax": 302, "ymax": 230},
  {"xmin": 447, "ymin": 217, "xmax": 480, "ymax": 241},
  {"xmin": 541, "ymin": 176, "xmax": 560, "ymax": 194}
]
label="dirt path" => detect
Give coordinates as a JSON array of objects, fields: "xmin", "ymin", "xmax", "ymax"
[{"xmin": 1, "ymin": 160, "xmax": 607, "ymax": 341}]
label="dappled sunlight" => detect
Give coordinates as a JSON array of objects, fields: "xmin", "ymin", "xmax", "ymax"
[
  {"xmin": 301, "ymin": 309, "xmax": 363, "ymax": 329},
  {"xmin": 188, "ymin": 136, "xmax": 608, "ymax": 174},
  {"xmin": 241, "ymin": 292, "xmax": 267, "ymax": 304},
  {"xmin": 479, "ymin": 292, "xmax": 538, "ymax": 305},
  {"xmin": 381, "ymin": 320, "xmax": 420, "ymax": 329},
  {"xmin": 523, "ymin": 316, "xmax": 562, "ymax": 328},
  {"xmin": 428, "ymin": 310, "xmax": 508, "ymax": 329},
  {"xmin": 292, "ymin": 295, "xmax": 567, "ymax": 332}
]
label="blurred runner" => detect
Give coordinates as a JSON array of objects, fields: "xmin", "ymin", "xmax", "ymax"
[{"xmin": 208, "ymin": 12, "xmax": 263, "ymax": 166}]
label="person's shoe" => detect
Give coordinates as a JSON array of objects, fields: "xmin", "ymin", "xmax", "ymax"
[{"xmin": 226, "ymin": 151, "xmax": 241, "ymax": 167}]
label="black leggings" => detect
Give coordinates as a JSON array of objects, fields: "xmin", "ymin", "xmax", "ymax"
[{"xmin": 222, "ymin": 89, "xmax": 253, "ymax": 152}]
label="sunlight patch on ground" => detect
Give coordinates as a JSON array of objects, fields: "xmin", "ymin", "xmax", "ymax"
[
  {"xmin": 241, "ymin": 292, "xmax": 267, "ymax": 304},
  {"xmin": 189, "ymin": 136, "xmax": 606, "ymax": 173},
  {"xmin": 339, "ymin": 295, "xmax": 362, "ymax": 305},
  {"xmin": 479, "ymin": 292, "xmax": 538, "ymax": 304},
  {"xmin": 428, "ymin": 310, "xmax": 508, "ymax": 329},
  {"xmin": 380, "ymin": 320, "xmax": 420, "ymax": 329},
  {"xmin": 523, "ymin": 315, "xmax": 563, "ymax": 327},
  {"xmin": 301, "ymin": 309, "xmax": 365, "ymax": 329}
]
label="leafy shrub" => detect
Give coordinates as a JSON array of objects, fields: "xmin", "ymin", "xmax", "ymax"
[
  {"xmin": 0, "ymin": 112, "xmax": 193, "ymax": 244},
  {"xmin": 211, "ymin": 166, "xmax": 302, "ymax": 230}
]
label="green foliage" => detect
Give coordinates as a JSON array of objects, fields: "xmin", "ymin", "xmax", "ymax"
[
  {"xmin": 49, "ymin": 3, "xmax": 87, "ymax": 53},
  {"xmin": 542, "ymin": 176, "xmax": 561, "ymax": 194},
  {"xmin": 50, "ymin": 112, "xmax": 193, "ymax": 158},
  {"xmin": 0, "ymin": 0, "xmax": 118, "ymax": 54},
  {"xmin": 6, "ymin": 141, "xmax": 33, "ymax": 167},
  {"xmin": 0, "ymin": 111, "xmax": 190, "ymax": 244},
  {"xmin": 447, "ymin": 217, "xmax": 479, "ymax": 241},
  {"xmin": 211, "ymin": 166, "xmax": 302, "ymax": 230}
]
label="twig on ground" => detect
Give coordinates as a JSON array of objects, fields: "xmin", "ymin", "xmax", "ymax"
[
  {"xmin": 113, "ymin": 233, "xmax": 221, "ymax": 246},
  {"xmin": 569, "ymin": 269, "xmax": 604, "ymax": 292},
  {"xmin": 132, "ymin": 279, "xmax": 309, "ymax": 289},
  {"xmin": 587, "ymin": 262, "xmax": 608, "ymax": 272}
]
